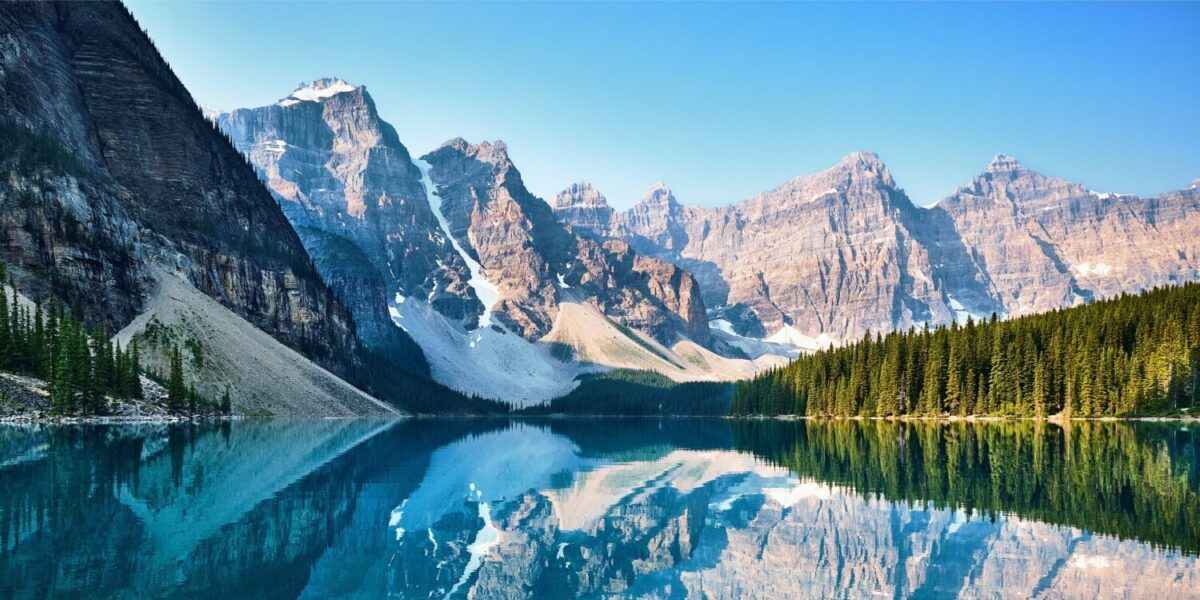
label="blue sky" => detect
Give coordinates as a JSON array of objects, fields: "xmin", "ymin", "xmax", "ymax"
[{"xmin": 128, "ymin": 1, "xmax": 1199, "ymax": 208}]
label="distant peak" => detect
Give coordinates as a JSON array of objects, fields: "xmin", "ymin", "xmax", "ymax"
[
  {"xmin": 986, "ymin": 153, "xmax": 1025, "ymax": 173},
  {"xmin": 809, "ymin": 150, "xmax": 893, "ymax": 188},
  {"xmin": 554, "ymin": 181, "xmax": 609, "ymax": 208},
  {"xmin": 433, "ymin": 138, "xmax": 512, "ymax": 167},
  {"xmin": 441, "ymin": 137, "xmax": 470, "ymax": 151},
  {"xmin": 638, "ymin": 182, "xmax": 677, "ymax": 207},
  {"xmin": 841, "ymin": 150, "xmax": 882, "ymax": 166},
  {"xmin": 278, "ymin": 77, "xmax": 358, "ymax": 107}
]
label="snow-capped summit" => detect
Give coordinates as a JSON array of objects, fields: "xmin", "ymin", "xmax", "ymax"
[
  {"xmin": 278, "ymin": 77, "xmax": 358, "ymax": 107},
  {"xmin": 986, "ymin": 153, "xmax": 1025, "ymax": 173}
]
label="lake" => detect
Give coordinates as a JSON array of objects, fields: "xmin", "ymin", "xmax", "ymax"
[{"xmin": 1, "ymin": 418, "xmax": 1198, "ymax": 599}]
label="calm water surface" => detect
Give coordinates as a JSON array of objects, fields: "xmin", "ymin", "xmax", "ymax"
[{"xmin": 1, "ymin": 418, "xmax": 1198, "ymax": 599}]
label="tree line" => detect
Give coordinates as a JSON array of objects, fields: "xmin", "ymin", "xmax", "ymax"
[
  {"xmin": 731, "ymin": 283, "xmax": 1200, "ymax": 417},
  {"xmin": 517, "ymin": 370, "xmax": 733, "ymax": 416},
  {"xmin": 0, "ymin": 261, "xmax": 228, "ymax": 416}
]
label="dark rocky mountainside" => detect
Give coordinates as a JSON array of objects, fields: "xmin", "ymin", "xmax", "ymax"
[
  {"xmin": 217, "ymin": 83, "xmax": 721, "ymax": 389},
  {"xmin": 0, "ymin": 2, "xmax": 353, "ymax": 356},
  {"xmin": 554, "ymin": 153, "xmax": 1200, "ymax": 344},
  {"xmin": 0, "ymin": 2, "xmax": 447, "ymax": 414}
]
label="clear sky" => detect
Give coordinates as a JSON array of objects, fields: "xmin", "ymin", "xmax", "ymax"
[{"xmin": 127, "ymin": 1, "xmax": 1199, "ymax": 209}]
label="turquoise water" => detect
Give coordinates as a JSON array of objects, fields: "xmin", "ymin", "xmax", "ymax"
[{"xmin": 1, "ymin": 419, "xmax": 1197, "ymax": 599}]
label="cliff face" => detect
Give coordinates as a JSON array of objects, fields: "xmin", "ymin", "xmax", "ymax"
[
  {"xmin": 220, "ymin": 87, "xmax": 713, "ymax": 351},
  {"xmin": 0, "ymin": 2, "xmax": 369, "ymax": 407},
  {"xmin": 552, "ymin": 181, "xmax": 618, "ymax": 240},
  {"xmin": 217, "ymin": 79, "xmax": 486, "ymax": 372},
  {"xmin": 216, "ymin": 83, "xmax": 740, "ymax": 401},
  {"xmin": 423, "ymin": 139, "xmax": 711, "ymax": 346},
  {"xmin": 555, "ymin": 152, "xmax": 1200, "ymax": 344},
  {"xmin": 936, "ymin": 154, "xmax": 1200, "ymax": 317},
  {"xmin": 556, "ymin": 153, "xmax": 951, "ymax": 340}
]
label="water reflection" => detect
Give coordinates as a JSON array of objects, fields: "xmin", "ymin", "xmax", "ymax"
[{"xmin": 0, "ymin": 419, "xmax": 1197, "ymax": 599}]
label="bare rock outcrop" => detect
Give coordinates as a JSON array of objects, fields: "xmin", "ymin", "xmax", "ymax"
[
  {"xmin": 0, "ymin": 2, "xmax": 362, "ymax": 393},
  {"xmin": 555, "ymin": 152, "xmax": 1200, "ymax": 343}
]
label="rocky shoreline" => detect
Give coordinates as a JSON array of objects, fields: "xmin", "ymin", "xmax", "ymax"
[{"xmin": 0, "ymin": 372, "xmax": 227, "ymax": 424}]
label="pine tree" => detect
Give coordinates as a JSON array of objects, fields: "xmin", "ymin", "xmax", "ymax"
[
  {"xmin": 127, "ymin": 339, "xmax": 143, "ymax": 400},
  {"xmin": 945, "ymin": 339, "xmax": 964, "ymax": 416},
  {"xmin": 167, "ymin": 345, "xmax": 185, "ymax": 413},
  {"xmin": 731, "ymin": 282, "xmax": 1200, "ymax": 419}
]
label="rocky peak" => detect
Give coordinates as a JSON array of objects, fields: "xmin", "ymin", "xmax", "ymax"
[
  {"xmin": 554, "ymin": 181, "xmax": 609, "ymax": 209},
  {"xmin": 278, "ymin": 77, "xmax": 358, "ymax": 106},
  {"xmin": 986, "ymin": 153, "xmax": 1026, "ymax": 174},
  {"xmin": 831, "ymin": 150, "xmax": 895, "ymax": 188},
  {"xmin": 553, "ymin": 181, "xmax": 618, "ymax": 240},
  {"xmin": 217, "ymin": 77, "xmax": 475, "ymax": 353},
  {"xmin": 424, "ymin": 139, "xmax": 712, "ymax": 347},
  {"xmin": 637, "ymin": 182, "xmax": 679, "ymax": 208},
  {"xmin": 841, "ymin": 150, "xmax": 883, "ymax": 168},
  {"xmin": 440, "ymin": 137, "xmax": 511, "ymax": 166}
]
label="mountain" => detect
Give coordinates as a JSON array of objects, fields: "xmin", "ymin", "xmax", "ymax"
[
  {"xmin": 554, "ymin": 152, "xmax": 1200, "ymax": 347},
  {"xmin": 420, "ymin": 138, "xmax": 711, "ymax": 346},
  {"xmin": 218, "ymin": 83, "xmax": 779, "ymax": 404},
  {"xmin": 932, "ymin": 153, "xmax": 1200, "ymax": 316},
  {"xmin": 0, "ymin": 2, "xmax": 402, "ymax": 415},
  {"xmin": 216, "ymin": 78, "xmax": 468, "ymax": 367}
]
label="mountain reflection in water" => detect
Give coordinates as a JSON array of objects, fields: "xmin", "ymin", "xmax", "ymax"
[{"xmin": 0, "ymin": 418, "xmax": 1197, "ymax": 599}]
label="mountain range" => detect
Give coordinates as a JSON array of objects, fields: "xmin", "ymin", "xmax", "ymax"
[
  {"xmin": 214, "ymin": 77, "xmax": 1199, "ymax": 402},
  {"xmin": 214, "ymin": 79, "xmax": 782, "ymax": 404},
  {"xmin": 2, "ymin": 1, "xmax": 1197, "ymax": 412},
  {"xmin": 553, "ymin": 152, "xmax": 1200, "ymax": 352}
]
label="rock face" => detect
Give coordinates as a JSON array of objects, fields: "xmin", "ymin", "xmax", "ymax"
[
  {"xmin": 216, "ymin": 79, "xmax": 476, "ymax": 369},
  {"xmin": 422, "ymin": 138, "xmax": 711, "ymax": 346},
  {"xmin": 552, "ymin": 181, "xmax": 618, "ymax": 239},
  {"xmin": 555, "ymin": 152, "xmax": 1200, "ymax": 343},
  {"xmin": 0, "ymin": 3, "xmax": 363, "ymax": 392},
  {"xmin": 934, "ymin": 154, "xmax": 1200, "ymax": 317},
  {"xmin": 220, "ymin": 89, "xmax": 712, "ymax": 352}
]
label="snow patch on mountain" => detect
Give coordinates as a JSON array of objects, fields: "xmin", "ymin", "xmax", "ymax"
[
  {"xmin": 1089, "ymin": 190, "xmax": 1132, "ymax": 201},
  {"xmin": 388, "ymin": 295, "xmax": 581, "ymax": 406},
  {"xmin": 414, "ymin": 158, "xmax": 500, "ymax": 328},
  {"xmin": 946, "ymin": 295, "xmax": 988, "ymax": 324},
  {"xmin": 277, "ymin": 78, "xmax": 356, "ymax": 106},
  {"xmin": 766, "ymin": 325, "xmax": 838, "ymax": 352},
  {"xmin": 1073, "ymin": 262, "xmax": 1115, "ymax": 278},
  {"xmin": 544, "ymin": 301, "xmax": 783, "ymax": 381},
  {"xmin": 809, "ymin": 188, "xmax": 840, "ymax": 202},
  {"xmin": 708, "ymin": 319, "xmax": 803, "ymax": 359}
]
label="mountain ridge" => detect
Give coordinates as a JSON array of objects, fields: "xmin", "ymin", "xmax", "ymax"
[
  {"xmin": 554, "ymin": 150, "xmax": 1200, "ymax": 344},
  {"xmin": 0, "ymin": 2, "xmax": 410, "ymax": 415},
  {"xmin": 216, "ymin": 79, "xmax": 772, "ymax": 403}
]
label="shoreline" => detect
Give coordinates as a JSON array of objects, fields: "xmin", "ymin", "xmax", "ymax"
[
  {"xmin": 0, "ymin": 414, "xmax": 240, "ymax": 425},
  {"xmin": 724, "ymin": 413, "xmax": 1200, "ymax": 423},
  {"xmin": 2, "ymin": 413, "xmax": 1197, "ymax": 425}
]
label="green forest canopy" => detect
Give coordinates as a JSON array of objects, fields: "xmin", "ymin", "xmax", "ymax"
[{"xmin": 732, "ymin": 283, "xmax": 1200, "ymax": 418}]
